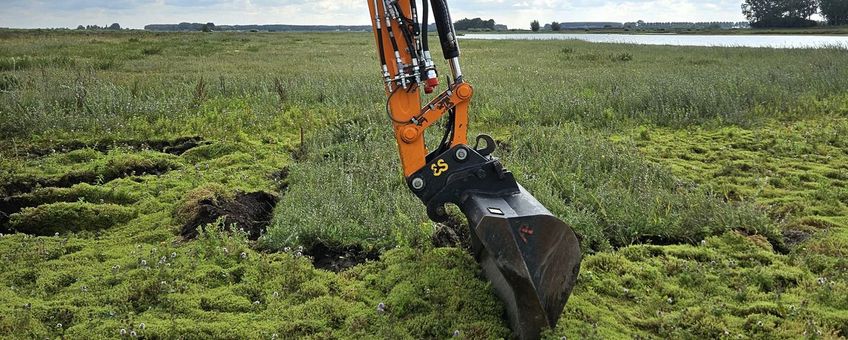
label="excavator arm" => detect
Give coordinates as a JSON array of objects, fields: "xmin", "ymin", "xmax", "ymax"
[{"xmin": 367, "ymin": 1, "xmax": 582, "ymax": 338}]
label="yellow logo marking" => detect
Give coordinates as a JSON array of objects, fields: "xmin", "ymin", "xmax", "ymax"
[{"xmin": 431, "ymin": 159, "xmax": 449, "ymax": 177}]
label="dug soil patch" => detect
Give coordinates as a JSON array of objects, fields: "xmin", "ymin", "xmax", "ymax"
[
  {"xmin": 23, "ymin": 136, "xmax": 207, "ymax": 157},
  {"xmin": 305, "ymin": 243, "xmax": 380, "ymax": 272},
  {"xmin": 2, "ymin": 160, "xmax": 179, "ymax": 197},
  {"xmin": 431, "ymin": 215, "xmax": 472, "ymax": 251},
  {"xmin": 180, "ymin": 191, "xmax": 278, "ymax": 241}
]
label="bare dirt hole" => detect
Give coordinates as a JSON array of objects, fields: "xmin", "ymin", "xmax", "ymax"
[
  {"xmin": 0, "ymin": 196, "xmax": 29, "ymax": 232},
  {"xmin": 305, "ymin": 243, "xmax": 380, "ymax": 273},
  {"xmin": 782, "ymin": 229, "xmax": 811, "ymax": 249},
  {"xmin": 431, "ymin": 214, "xmax": 472, "ymax": 251},
  {"xmin": 269, "ymin": 167, "xmax": 289, "ymax": 192},
  {"xmin": 180, "ymin": 191, "xmax": 279, "ymax": 241}
]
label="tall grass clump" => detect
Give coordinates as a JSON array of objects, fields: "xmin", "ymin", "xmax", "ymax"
[
  {"xmin": 501, "ymin": 124, "xmax": 779, "ymax": 251},
  {"xmin": 0, "ymin": 56, "xmax": 75, "ymax": 71},
  {"xmin": 263, "ymin": 117, "xmax": 429, "ymax": 251}
]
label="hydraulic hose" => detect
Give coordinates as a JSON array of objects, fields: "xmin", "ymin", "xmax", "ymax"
[
  {"xmin": 373, "ymin": 0, "xmax": 386, "ymax": 67},
  {"xmin": 430, "ymin": 0, "xmax": 459, "ymax": 59},
  {"xmin": 421, "ymin": 0, "xmax": 429, "ymax": 50}
]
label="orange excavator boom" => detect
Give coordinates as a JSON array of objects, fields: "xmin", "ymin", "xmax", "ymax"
[{"xmin": 367, "ymin": 1, "xmax": 583, "ymax": 338}]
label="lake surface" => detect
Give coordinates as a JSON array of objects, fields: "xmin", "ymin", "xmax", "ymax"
[{"xmin": 460, "ymin": 33, "xmax": 848, "ymax": 49}]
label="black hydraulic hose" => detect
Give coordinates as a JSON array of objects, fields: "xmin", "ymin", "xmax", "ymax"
[
  {"xmin": 410, "ymin": 0, "xmax": 420, "ymax": 36},
  {"xmin": 421, "ymin": 0, "xmax": 429, "ymax": 50},
  {"xmin": 392, "ymin": 1, "xmax": 420, "ymax": 60},
  {"xmin": 430, "ymin": 0, "xmax": 459, "ymax": 59},
  {"xmin": 386, "ymin": 20, "xmax": 401, "ymax": 55},
  {"xmin": 437, "ymin": 108, "xmax": 455, "ymax": 155},
  {"xmin": 385, "ymin": 87, "xmax": 409, "ymax": 124},
  {"xmin": 374, "ymin": 2, "xmax": 386, "ymax": 66},
  {"xmin": 382, "ymin": 1, "xmax": 401, "ymax": 59}
]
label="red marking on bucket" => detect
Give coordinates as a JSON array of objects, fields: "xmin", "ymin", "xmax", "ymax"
[{"xmin": 519, "ymin": 225, "xmax": 534, "ymax": 243}]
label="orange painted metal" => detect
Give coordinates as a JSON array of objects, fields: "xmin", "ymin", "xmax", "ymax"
[
  {"xmin": 416, "ymin": 82, "xmax": 470, "ymax": 147},
  {"xmin": 367, "ymin": 0, "xmax": 471, "ymax": 177}
]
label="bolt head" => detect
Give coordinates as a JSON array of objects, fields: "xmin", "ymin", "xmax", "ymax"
[
  {"xmin": 411, "ymin": 177, "xmax": 425, "ymax": 190},
  {"xmin": 401, "ymin": 126, "xmax": 419, "ymax": 143},
  {"xmin": 456, "ymin": 84, "xmax": 473, "ymax": 99},
  {"xmin": 455, "ymin": 148, "xmax": 468, "ymax": 161}
]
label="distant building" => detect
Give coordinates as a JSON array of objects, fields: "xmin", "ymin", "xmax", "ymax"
[
  {"xmin": 540, "ymin": 21, "xmax": 750, "ymax": 31},
  {"xmin": 494, "ymin": 24, "xmax": 508, "ymax": 31},
  {"xmin": 561, "ymin": 22, "xmax": 624, "ymax": 29},
  {"xmin": 624, "ymin": 21, "xmax": 750, "ymax": 29},
  {"xmin": 544, "ymin": 22, "xmax": 623, "ymax": 30}
]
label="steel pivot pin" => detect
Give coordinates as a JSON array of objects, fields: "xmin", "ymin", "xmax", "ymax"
[
  {"xmin": 411, "ymin": 177, "xmax": 425, "ymax": 190},
  {"xmin": 455, "ymin": 147, "xmax": 468, "ymax": 161}
]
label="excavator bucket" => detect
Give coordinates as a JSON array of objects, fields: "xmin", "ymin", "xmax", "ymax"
[
  {"xmin": 459, "ymin": 184, "xmax": 582, "ymax": 340},
  {"xmin": 407, "ymin": 141, "xmax": 581, "ymax": 339}
]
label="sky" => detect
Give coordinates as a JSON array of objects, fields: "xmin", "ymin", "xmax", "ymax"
[{"xmin": 0, "ymin": 0, "xmax": 750, "ymax": 30}]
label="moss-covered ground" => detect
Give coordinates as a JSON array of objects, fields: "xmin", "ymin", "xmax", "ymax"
[{"xmin": 1, "ymin": 30, "xmax": 847, "ymax": 338}]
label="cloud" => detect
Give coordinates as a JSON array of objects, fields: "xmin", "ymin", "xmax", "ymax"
[{"xmin": 0, "ymin": 0, "xmax": 746, "ymax": 29}]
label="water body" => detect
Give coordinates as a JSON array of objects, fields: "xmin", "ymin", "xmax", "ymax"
[{"xmin": 460, "ymin": 33, "xmax": 848, "ymax": 49}]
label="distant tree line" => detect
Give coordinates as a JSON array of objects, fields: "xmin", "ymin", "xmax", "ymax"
[
  {"xmin": 529, "ymin": 0, "xmax": 848, "ymax": 32},
  {"xmin": 742, "ymin": 0, "xmax": 848, "ymax": 27},
  {"xmin": 453, "ymin": 18, "xmax": 496, "ymax": 31},
  {"xmin": 820, "ymin": 0, "xmax": 848, "ymax": 25},
  {"xmin": 144, "ymin": 22, "xmax": 372, "ymax": 32},
  {"xmin": 145, "ymin": 19, "xmax": 502, "ymax": 33},
  {"xmin": 76, "ymin": 23, "xmax": 122, "ymax": 30}
]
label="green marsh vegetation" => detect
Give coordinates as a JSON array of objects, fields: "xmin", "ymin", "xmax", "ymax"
[{"xmin": 1, "ymin": 30, "xmax": 847, "ymax": 338}]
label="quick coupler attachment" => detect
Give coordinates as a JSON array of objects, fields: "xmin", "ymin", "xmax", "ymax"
[
  {"xmin": 460, "ymin": 185, "xmax": 581, "ymax": 340},
  {"xmin": 406, "ymin": 137, "xmax": 582, "ymax": 339}
]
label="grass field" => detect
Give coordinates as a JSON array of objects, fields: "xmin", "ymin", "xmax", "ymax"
[{"xmin": 1, "ymin": 30, "xmax": 847, "ymax": 338}]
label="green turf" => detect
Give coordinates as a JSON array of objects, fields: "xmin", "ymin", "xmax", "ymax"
[{"xmin": 1, "ymin": 30, "xmax": 847, "ymax": 338}]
